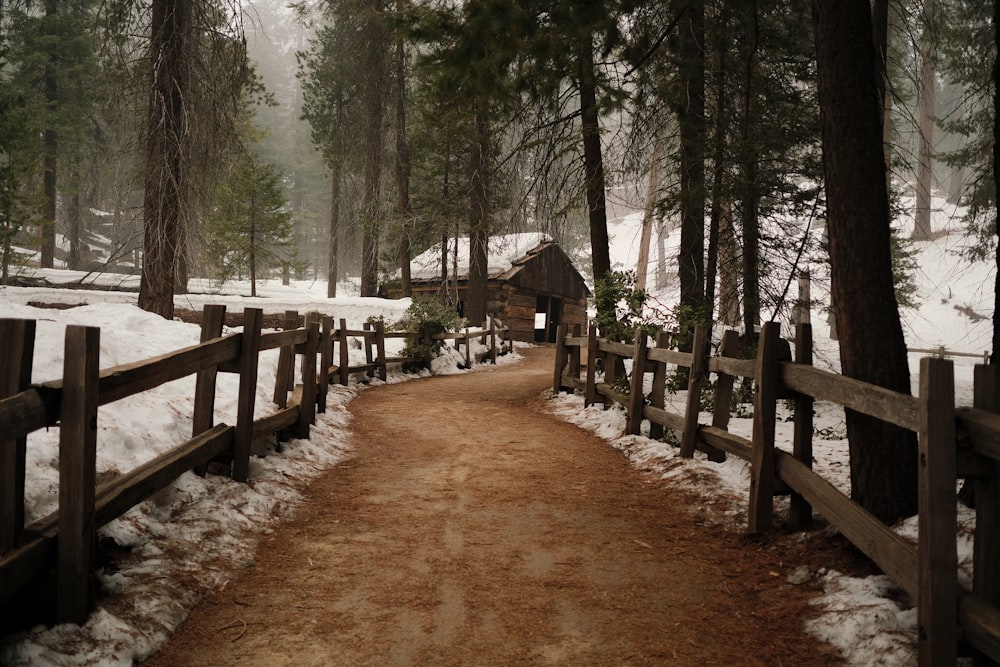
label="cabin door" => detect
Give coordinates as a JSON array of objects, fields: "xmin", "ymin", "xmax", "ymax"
[{"xmin": 534, "ymin": 295, "xmax": 562, "ymax": 343}]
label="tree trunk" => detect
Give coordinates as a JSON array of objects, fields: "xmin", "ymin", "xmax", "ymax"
[
  {"xmin": 677, "ymin": 0, "xmax": 707, "ymax": 321},
  {"xmin": 872, "ymin": 0, "xmax": 888, "ymax": 108},
  {"xmin": 174, "ymin": 222, "xmax": 188, "ymax": 295},
  {"xmin": 636, "ymin": 136, "xmax": 665, "ymax": 292},
  {"xmin": 394, "ymin": 0, "xmax": 413, "ymax": 297},
  {"xmin": 872, "ymin": 0, "xmax": 893, "ymax": 172},
  {"xmin": 739, "ymin": 0, "xmax": 760, "ymax": 339},
  {"xmin": 249, "ymin": 213, "xmax": 257, "ymax": 298},
  {"xmin": 438, "ymin": 233, "xmax": 449, "ymax": 300},
  {"xmin": 360, "ymin": 3, "xmax": 386, "ymax": 298},
  {"xmin": 138, "ymin": 0, "xmax": 187, "ymax": 319},
  {"xmin": 466, "ymin": 110, "xmax": 489, "ymax": 325},
  {"xmin": 451, "ymin": 233, "xmax": 459, "ymax": 303},
  {"xmin": 327, "ymin": 160, "xmax": 341, "ymax": 299},
  {"xmin": 437, "ymin": 143, "xmax": 452, "ymax": 301},
  {"xmin": 578, "ymin": 32, "xmax": 611, "ymax": 285},
  {"xmin": 654, "ymin": 219, "xmax": 668, "ymax": 290},
  {"xmin": 913, "ymin": 2, "xmax": 936, "ymax": 241},
  {"xmin": 813, "ymin": 0, "xmax": 918, "ymax": 525},
  {"xmin": 741, "ymin": 167, "xmax": 760, "ymax": 337},
  {"xmin": 705, "ymin": 1, "xmax": 730, "ymax": 329},
  {"xmin": 718, "ymin": 201, "xmax": 741, "ymax": 328},
  {"xmin": 40, "ymin": 0, "xmax": 58, "ymax": 270},
  {"xmin": 67, "ymin": 191, "xmax": 81, "ymax": 270},
  {"xmin": 993, "ymin": 0, "xmax": 1000, "ymax": 364}
]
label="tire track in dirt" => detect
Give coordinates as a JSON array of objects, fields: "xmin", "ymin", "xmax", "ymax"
[{"xmin": 144, "ymin": 347, "xmax": 843, "ymax": 666}]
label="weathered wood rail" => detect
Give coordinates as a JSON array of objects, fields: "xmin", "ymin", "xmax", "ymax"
[
  {"xmin": 553, "ymin": 320, "xmax": 1000, "ymax": 667},
  {"xmin": 0, "ymin": 305, "xmax": 510, "ymax": 626}
]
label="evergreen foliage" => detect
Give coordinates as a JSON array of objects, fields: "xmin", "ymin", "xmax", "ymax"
[
  {"xmin": 204, "ymin": 151, "xmax": 295, "ymax": 296},
  {"xmin": 2, "ymin": 0, "xmax": 98, "ymax": 269},
  {"xmin": 937, "ymin": 0, "xmax": 995, "ymax": 259},
  {"xmin": 392, "ymin": 297, "xmax": 466, "ymax": 366},
  {"xmin": 0, "ymin": 87, "xmax": 39, "ymax": 283},
  {"xmin": 592, "ymin": 270, "xmax": 686, "ymax": 344}
]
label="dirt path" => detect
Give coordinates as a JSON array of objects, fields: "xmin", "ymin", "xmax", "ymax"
[{"xmin": 144, "ymin": 348, "xmax": 843, "ymax": 666}]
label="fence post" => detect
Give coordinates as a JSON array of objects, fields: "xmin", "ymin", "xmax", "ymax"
[
  {"xmin": 712, "ymin": 330, "xmax": 741, "ymax": 433},
  {"xmin": 648, "ymin": 330, "xmax": 670, "ymax": 441},
  {"xmin": 375, "ymin": 320, "xmax": 388, "ymax": 381},
  {"xmin": 748, "ymin": 322, "xmax": 780, "ymax": 533},
  {"xmin": 568, "ymin": 324, "xmax": 582, "ymax": 381},
  {"xmin": 318, "ymin": 315, "xmax": 333, "ymax": 413},
  {"xmin": 1, "ymin": 319, "xmax": 35, "ymax": 554},
  {"xmin": 679, "ymin": 325, "xmax": 709, "ymax": 458},
  {"xmin": 232, "ymin": 308, "xmax": 263, "ymax": 483},
  {"xmin": 552, "ymin": 323, "xmax": 570, "ymax": 394},
  {"xmin": 917, "ymin": 356, "xmax": 957, "ymax": 666},
  {"xmin": 972, "ymin": 364, "xmax": 1000, "ymax": 657},
  {"xmin": 57, "ymin": 325, "xmax": 100, "ymax": 625},
  {"xmin": 363, "ymin": 322, "xmax": 376, "ymax": 377},
  {"xmin": 584, "ymin": 323, "xmax": 599, "ymax": 408},
  {"xmin": 273, "ymin": 310, "xmax": 298, "ymax": 408},
  {"xmin": 789, "ymin": 322, "xmax": 814, "ymax": 530},
  {"xmin": 489, "ymin": 319, "xmax": 497, "ymax": 364},
  {"xmin": 192, "ymin": 305, "xmax": 226, "ymax": 477},
  {"xmin": 627, "ymin": 329, "xmax": 649, "ymax": 436},
  {"xmin": 339, "ymin": 319, "xmax": 350, "ymax": 386},
  {"xmin": 603, "ymin": 345, "xmax": 618, "ymax": 409},
  {"xmin": 463, "ymin": 327, "xmax": 471, "ymax": 368},
  {"xmin": 296, "ymin": 317, "xmax": 320, "ymax": 439}
]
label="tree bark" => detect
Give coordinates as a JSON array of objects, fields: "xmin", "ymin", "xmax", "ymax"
[
  {"xmin": 466, "ymin": 110, "xmax": 489, "ymax": 325},
  {"xmin": 327, "ymin": 161, "xmax": 342, "ymax": 299},
  {"xmin": 705, "ymin": 1, "xmax": 730, "ymax": 329},
  {"xmin": 813, "ymin": 0, "xmax": 918, "ymax": 524},
  {"xmin": 40, "ymin": 0, "xmax": 58, "ymax": 270},
  {"xmin": 872, "ymin": 0, "xmax": 893, "ymax": 172},
  {"xmin": 677, "ymin": 0, "xmax": 706, "ymax": 321},
  {"xmin": 394, "ymin": 7, "xmax": 413, "ymax": 297},
  {"xmin": 138, "ymin": 0, "xmax": 187, "ymax": 319},
  {"xmin": 740, "ymin": 0, "xmax": 760, "ymax": 338},
  {"xmin": 249, "ymin": 211, "xmax": 257, "ymax": 298},
  {"xmin": 654, "ymin": 219, "xmax": 668, "ymax": 290},
  {"xmin": 67, "ymin": 191, "xmax": 81, "ymax": 270},
  {"xmin": 913, "ymin": 1, "xmax": 936, "ymax": 241},
  {"xmin": 636, "ymin": 136, "xmax": 665, "ymax": 292},
  {"xmin": 718, "ymin": 201, "xmax": 741, "ymax": 328},
  {"xmin": 993, "ymin": 0, "xmax": 1000, "ymax": 364},
  {"xmin": 438, "ymin": 233, "xmax": 449, "ymax": 300},
  {"xmin": 174, "ymin": 222, "xmax": 188, "ymax": 295},
  {"xmin": 578, "ymin": 32, "xmax": 611, "ymax": 285},
  {"xmin": 360, "ymin": 2, "xmax": 387, "ymax": 298}
]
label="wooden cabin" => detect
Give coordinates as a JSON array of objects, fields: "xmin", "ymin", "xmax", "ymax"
[{"xmin": 405, "ymin": 233, "xmax": 590, "ymax": 343}]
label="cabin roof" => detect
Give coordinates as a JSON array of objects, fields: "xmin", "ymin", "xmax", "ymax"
[{"xmin": 409, "ymin": 233, "xmax": 553, "ymax": 282}]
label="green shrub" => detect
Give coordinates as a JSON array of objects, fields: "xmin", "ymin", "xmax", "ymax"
[
  {"xmin": 392, "ymin": 298, "xmax": 466, "ymax": 367},
  {"xmin": 593, "ymin": 270, "xmax": 655, "ymax": 343}
]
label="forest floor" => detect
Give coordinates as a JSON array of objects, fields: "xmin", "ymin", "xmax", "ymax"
[{"xmin": 142, "ymin": 347, "xmax": 859, "ymax": 666}]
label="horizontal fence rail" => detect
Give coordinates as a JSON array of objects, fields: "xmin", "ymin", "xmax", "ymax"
[
  {"xmin": 0, "ymin": 305, "xmax": 511, "ymax": 627},
  {"xmin": 553, "ymin": 320, "xmax": 1000, "ymax": 666}
]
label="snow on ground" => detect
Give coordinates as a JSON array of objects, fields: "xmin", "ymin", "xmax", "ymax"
[
  {"xmin": 550, "ymin": 194, "xmax": 989, "ymax": 665},
  {"xmin": 0, "ymin": 192, "xmax": 994, "ymax": 665}
]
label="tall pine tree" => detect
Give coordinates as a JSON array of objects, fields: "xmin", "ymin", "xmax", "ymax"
[
  {"xmin": 205, "ymin": 151, "xmax": 295, "ymax": 297},
  {"xmin": 813, "ymin": 0, "xmax": 918, "ymax": 524}
]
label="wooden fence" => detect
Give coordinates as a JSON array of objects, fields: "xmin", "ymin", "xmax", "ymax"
[
  {"xmin": 553, "ymin": 320, "xmax": 1000, "ymax": 666},
  {"xmin": 0, "ymin": 305, "xmax": 510, "ymax": 626}
]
